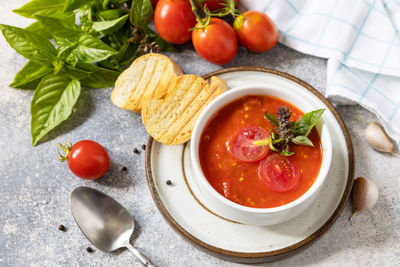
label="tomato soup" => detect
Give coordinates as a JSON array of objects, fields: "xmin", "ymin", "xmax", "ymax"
[{"xmin": 199, "ymin": 95, "xmax": 323, "ymax": 208}]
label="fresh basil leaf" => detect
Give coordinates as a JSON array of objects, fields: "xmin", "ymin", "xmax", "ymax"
[
  {"xmin": 130, "ymin": 0, "xmax": 153, "ymax": 27},
  {"xmin": 68, "ymin": 63, "xmax": 121, "ymax": 88},
  {"xmin": 57, "ymin": 42, "xmax": 78, "ymax": 61},
  {"xmin": 81, "ymin": 70, "xmax": 120, "ymax": 88},
  {"xmin": 292, "ymin": 136, "xmax": 314, "ymax": 147},
  {"xmin": 25, "ymin": 21, "xmax": 52, "ymax": 39},
  {"xmin": 98, "ymin": 56, "xmax": 123, "ymax": 71},
  {"xmin": 34, "ymin": 15, "xmax": 81, "ymax": 39},
  {"xmin": 13, "ymin": 0, "xmax": 67, "ymax": 19},
  {"xmin": 99, "ymin": 9, "xmax": 123, "ymax": 20},
  {"xmin": 54, "ymin": 35, "xmax": 77, "ymax": 48},
  {"xmin": 0, "ymin": 24, "xmax": 57, "ymax": 65},
  {"xmin": 281, "ymin": 150, "xmax": 294, "ymax": 156},
  {"xmin": 265, "ymin": 112, "xmax": 279, "ymax": 127},
  {"xmin": 92, "ymin": 14, "xmax": 128, "ymax": 34},
  {"xmin": 75, "ymin": 33, "xmax": 117, "ymax": 63},
  {"xmin": 10, "ymin": 61, "xmax": 53, "ymax": 89},
  {"xmin": 64, "ymin": 0, "xmax": 93, "ymax": 12},
  {"xmin": 292, "ymin": 109, "xmax": 325, "ymax": 137},
  {"xmin": 31, "ymin": 74, "xmax": 81, "ymax": 146},
  {"xmin": 115, "ymin": 42, "xmax": 138, "ymax": 66}
]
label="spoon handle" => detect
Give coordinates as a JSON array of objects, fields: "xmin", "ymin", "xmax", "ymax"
[{"xmin": 126, "ymin": 243, "xmax": 157, "ymax": 267}]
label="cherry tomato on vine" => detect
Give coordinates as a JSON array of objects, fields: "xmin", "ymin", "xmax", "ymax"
[
  {"xmin": 233, "ymin": 10, "xmax": 279, "ymax": 53},
  {"xmin": 192, "ymin": 17, "xmax": 238, "ymax": 65},
  {"xmin": 258, "ymin": 154, "xmax": 300, "ymax": 192},
  {"xmin": 58, "ymin": 140, "xmax": 110, "ymax": 180},
  {"xmin": 230, "ymin": 126, "xmax": 270, "ymax": 163},
  {"xmin": 202, "ymin": 0, "xmax": 238, "ymax": 11},
  {"xmin": 154, "ymin": 0, "xmax": 197, "ymax": 44}
]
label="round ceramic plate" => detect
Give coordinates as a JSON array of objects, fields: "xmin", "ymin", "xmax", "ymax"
[{"xmin": 145, "ymin": 67, "xmax": 354, "ymax": 263}]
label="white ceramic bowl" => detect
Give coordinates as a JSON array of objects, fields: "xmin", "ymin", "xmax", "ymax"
[{"xmin": 190, "ymin": 85, "xmax": 332, "ymax": 226}]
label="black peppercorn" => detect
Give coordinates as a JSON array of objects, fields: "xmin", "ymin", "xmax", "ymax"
[
  {"xmin": 58, "ymin": 225, "xmax": 66, "ymax": 232},
  {"xmin": 133, "ymin": 148, "xmax": 140, "ymax": 154},
  {"xmin": 142, "ymin": 144, "xmax": 146, "ymax": 150},
  {"xmin": 86, "ymin": 247, "xmax": 94, "ymax": 253},
  {"xmin": 166, "ymin": 180, "xmax": 172, "ymax": 185}
]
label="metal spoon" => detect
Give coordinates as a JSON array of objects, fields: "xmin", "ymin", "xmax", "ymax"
[{"xmin": 70, "ymin": 186, "xmax": 156, "ymax": 266}]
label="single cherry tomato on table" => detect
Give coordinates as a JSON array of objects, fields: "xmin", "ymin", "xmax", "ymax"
[
  {"xmin": 258, "ymin": 154, "xmax": 300, "ymax": 192},
  {"xmin": 58, "ymin": 140, "xmax": 110, "ymax": 180},
  {"xmin": 229, "ymin": 126, "xmax": 270, "ymax": 163},
  {"xmin": 192, "ymin": 17, "xmax": 238, "ymax": 65},
  {"xmin": 202, "ymin": 0, "xmax": 238, "ymax": 11},
  {"xmin": 233, "ymin": 10, "xmax": 279, "ymax": 53},
  {"xmin": 154, "ymin": 0, "xmax": 197, "ymax": 44}
]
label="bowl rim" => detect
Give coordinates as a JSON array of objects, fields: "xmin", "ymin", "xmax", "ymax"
[{"xmin": 190, "ymin": 85, "xmax": 333, "ymax": 214}]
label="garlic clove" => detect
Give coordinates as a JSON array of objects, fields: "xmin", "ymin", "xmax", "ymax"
[
  {"xmin": 350, "ymin": 177, "xmax": 379, "ymax": 221},
  {"xmin": 365, "ymin": 121, "xmax": 395, "ymax": 154}
]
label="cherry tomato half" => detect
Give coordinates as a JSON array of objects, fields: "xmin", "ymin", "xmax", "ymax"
[
  {"xmin": 202, "ymin": 0, "xmax": 238, "ymax": 11},
  {"xmin": 233, "ymin": 10, "xmax": 278, "ymax": 53},
  {"xmin": 229, "ymin": 126, "xmax": 270, "ymax": 163},
  {"xmin": 192, "ymin": 17, "xmax": 238, "ymax": 65},
  {"xmin": 67, "ymin": 140, "xmax": 110, "ymax": 180},
  {"xmin": 154, "ymin": 0, "xmax": 196, "ymax": 44},
  {"xmin": 258, "ymin": 154, "xmax": 300, "ymax": 192}
]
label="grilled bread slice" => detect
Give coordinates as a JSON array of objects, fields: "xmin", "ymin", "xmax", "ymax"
[
  {"xmin": 111, "ymin": 53, "xmax": 183, "ymax": 113},
  {"xmin": 142, "ymin": 75, "xmax": 228, "ymax": 145}
]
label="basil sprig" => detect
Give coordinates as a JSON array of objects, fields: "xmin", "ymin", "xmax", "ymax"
[
  {"xmin": 265, "ymin": 108, "xmax": 325, "ymax": 156},
  {"xmin": 1, "ymin": 0, "xmax": 176, "ymax": 146}
]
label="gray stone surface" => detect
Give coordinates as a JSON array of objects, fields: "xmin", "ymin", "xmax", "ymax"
[{"xmin": 1, "ymin": 1, "xmax": 399, "ymax": 266}]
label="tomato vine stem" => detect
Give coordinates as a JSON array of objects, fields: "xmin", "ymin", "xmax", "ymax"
[
  {"xmin": 189, "ymin": 0, "xmax": 241, "ymax": 29},
  {"xmin": 57, "ymin": 142, "xmax": 73, "ymax": 162}
]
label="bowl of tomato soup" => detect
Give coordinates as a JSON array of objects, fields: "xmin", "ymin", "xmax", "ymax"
[{"xmin": 190, "ymin": 86, "xmax": 332, "ymax": 226}]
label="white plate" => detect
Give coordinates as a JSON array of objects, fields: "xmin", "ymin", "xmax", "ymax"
[{"xmin": 145, "ymin": 67, "xmax": 354, "ymax": 263}]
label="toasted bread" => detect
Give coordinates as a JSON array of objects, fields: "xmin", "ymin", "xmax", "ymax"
[
  {"xmin": 142, "ymin": 75, "xmax": 228, "ymax": 145},
  {"xmin": 111, "ymin": 53, "xmax": 183, "ymax": 113}
]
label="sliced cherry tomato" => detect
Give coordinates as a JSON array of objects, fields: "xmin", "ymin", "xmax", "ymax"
[
  {"xmin": 192, "ymin": 17, "xmax": 238, "ymax": 65},
  {"xmin": 233, "ymin": 10, "xmax": 278, "ymax": 53},
  {"xmin": 258, "ymin": 154, "xmax": 300, "ymax": 192},
  {"xmin": 61, "ymin": 140, "xmax": 110, "ymax": 180},
  {"xmin": 229, "ymin": 126, "xmax": 270, "ymax": 163},
  {"xmin": 202, "ymin": 0, "xmax": 238, "ymax": 11},
  {"xmin": 154, "ymin": 0, "xmax": 196, "ymax": 44}
]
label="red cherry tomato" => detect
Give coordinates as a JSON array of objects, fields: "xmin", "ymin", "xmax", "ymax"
[
  {"xmin": 154, "ymin": 0, "xmax": 196, "ymax": 44},
  {"xmin": 202, "ymin": 0, "xmax": 237, "ymax": 11},
  {"xmin": 258, "ymin": 154, "xmax": 300, "ymax": 192},
  {"xmin": 192, "ymin": 17, "xmax": 238, "ymax": 65},
  {"xmin": 229, "ymin": 126, "xmax": 270, "ymax": 163},
  {"xmin": 67, "ymin": 140, "xmax": 110, "ymax": 180},
  {"xmin": 233, "ymin": 10, "xmax": 278, "ymax": 53}
]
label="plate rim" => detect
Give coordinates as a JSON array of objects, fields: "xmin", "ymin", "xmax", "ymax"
[{"xmin": 145, "ymin": 66, "xmax": 354, "ymax": 263}]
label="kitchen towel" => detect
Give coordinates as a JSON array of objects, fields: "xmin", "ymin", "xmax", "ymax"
[{"xmin": 241, "ymin": 0, "xmax": 400, "ymax": 144}]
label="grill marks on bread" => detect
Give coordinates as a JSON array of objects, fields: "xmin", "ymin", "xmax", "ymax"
[
  {"xmin": 142, "ymin": 75, "xmax": 228, "ymax": 145},
  {"xmin": 111, "ymin": 53, "xmax": 183, "ymax": 113}
]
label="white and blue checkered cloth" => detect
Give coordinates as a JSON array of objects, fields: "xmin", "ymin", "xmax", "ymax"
[{"xmin": 241, "ymin": 0, "xmax": 400, "ymax": 144}]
